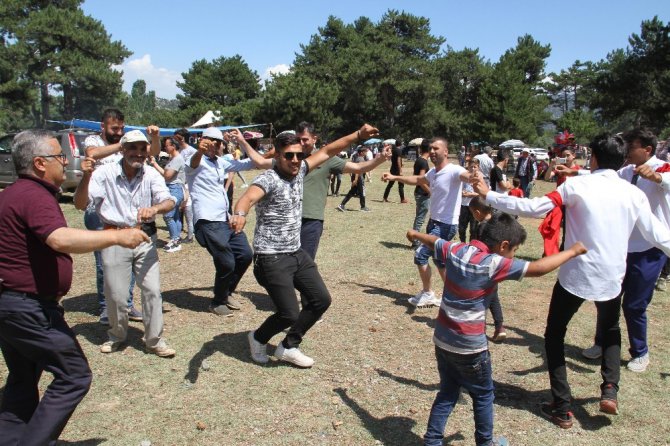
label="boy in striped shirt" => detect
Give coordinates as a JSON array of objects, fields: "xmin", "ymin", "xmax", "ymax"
[{"xmin": 407, "ymin": 213, "xmax": 586, "ymax": 446}]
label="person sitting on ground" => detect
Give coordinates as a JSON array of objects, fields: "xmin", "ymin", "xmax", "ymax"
[{"xmin": 407, "ymin": 213, "xmax": 587, "ymax": 446}]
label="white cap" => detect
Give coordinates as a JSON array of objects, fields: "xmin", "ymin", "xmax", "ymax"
[
  {"xmin": 202, "ymin": 127, "xmax": 224, "ymax": 141},
  {"xmin": 521, "ymin": 148, "xmax": 530, "ymax": 153},
  {"xmin": 383, "ymin": 138, "xmax": 396, "ymax": 145},
  {"xmin": 120, "ymin": 130, "xmax": 148, "ymax": 145}
]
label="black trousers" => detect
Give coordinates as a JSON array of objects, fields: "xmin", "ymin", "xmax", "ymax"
[
  {"xmin": 340, "ymin": 180, "xmax": 366, "ymax": 209},
  {"xmin": 253, "ymin": 249, "xmax": 331, "ymax": 348},
  {"xmin": 383, "ymin": 180, "xmax": 405, "ymax": 201},
  {"xmin": 458, "ymin": 205, "xmax": 476, "ymax": 242},
  {"xmin": 544, "ymin": 282, "xmax": 621, "ymax": 413},
  {"xmin": 0, "ymin": 292, "xmax": 92, "ymax": 446}
]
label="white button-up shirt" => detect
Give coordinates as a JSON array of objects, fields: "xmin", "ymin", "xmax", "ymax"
[
  {"xmin": 88, "ymin": 160, "xmax": 175, "ymax": 227},
  {"xmin": 186, "ymin": 156, "xmax": 254, "ymax": 224},
  {"xmin": 485, "ymin": 169, "xmax": 670, "ymax": 301},
  {"xmin": 616, "ymin": 156, "xmax": 670, "ymax": 253}
]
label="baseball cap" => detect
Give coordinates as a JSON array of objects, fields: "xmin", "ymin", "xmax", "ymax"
[
  {"xmin": 202, "ymin": 127, "xmax": 224, "ymax": 141},
  {"xmin": 521, "ymin": 148, "xmax": 530, "ymax": 153},
  {"xmin": 120, "ymin": 130, "xmax": 148, "ymax": 145}
]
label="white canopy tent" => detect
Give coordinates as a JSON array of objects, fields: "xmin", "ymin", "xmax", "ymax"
[{"xmin": 190, "ymin": 110, "xmax": 223, "ymax": 128}]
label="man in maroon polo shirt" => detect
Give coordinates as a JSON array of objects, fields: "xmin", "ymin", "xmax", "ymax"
[{"xmin": 0, "ymin": 130, "xmax": 148, "ymax": 445}]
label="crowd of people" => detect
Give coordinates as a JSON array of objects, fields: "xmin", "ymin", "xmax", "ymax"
[{"xmin": 0, "ymin": 109, "xmax": 669, "ymax": 445}]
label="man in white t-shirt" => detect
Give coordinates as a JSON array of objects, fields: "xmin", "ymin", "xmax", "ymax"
[{"xmin": 382, "ymin": 137, "xmax": 473, "ymax": 307}]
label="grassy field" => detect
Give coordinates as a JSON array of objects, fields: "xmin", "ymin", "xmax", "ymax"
[{"xmin": 2, "ymin": 161, "xmax": 670, "ymax": 445}]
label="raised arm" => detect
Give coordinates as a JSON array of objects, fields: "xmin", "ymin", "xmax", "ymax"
[
  {"xmin": 47, "ymin": 227, "xmax": 149, "ymax": 254},
  {"xmin": 228, "ymin": 129, "xmax": 273, "ymax": 169},
  {"xmin": 305, "ymin": 124, "xmax": 379, "ymax": 171},
  {"xmin": 472, "ymin": 174, "xmax": 556, "ymax": 218},
  {"xmin": 381, "ymin": 172, "xmax": 428, "ymax": 187},
  {"xmin": 73, "ymin": 157, "xmax": 95, "ymax": 210},
  {"xmin": 343, "ymin": 144, "xmax": 392, "ymax": 174},
  {"xmin": 146, "ymin": 126, "xmax": 161, "ymax": 157}
]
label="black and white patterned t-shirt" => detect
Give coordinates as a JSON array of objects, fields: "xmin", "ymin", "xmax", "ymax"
[{"xmin": 252, "ymin": 162, "xmax": 309, "ymax": 254}]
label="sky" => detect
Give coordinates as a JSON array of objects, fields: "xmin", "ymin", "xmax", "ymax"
[{"xmin": 81, "ymin": 0, "xmax": 669, "ymax": 99}]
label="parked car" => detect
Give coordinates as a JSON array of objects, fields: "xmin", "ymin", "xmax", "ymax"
[
  {"xmin": 529, "ymin": 148, "xmax": 549, "ymax": 161},
  {"xmin": 0, "ymin": 129, "xmax": 97, "ymax": 192}
]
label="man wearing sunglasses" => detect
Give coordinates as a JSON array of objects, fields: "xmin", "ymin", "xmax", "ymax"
[
  {"xmin": 232, "ymin": 124, "xmax": 379, "ymax": 368},
  {"xmin": 187, "ymin": 126, "xmax": 271, "ymax": 317},
  {"xmin": 0, "ymin": 130, "xmax": 149, "ymax": 445}
]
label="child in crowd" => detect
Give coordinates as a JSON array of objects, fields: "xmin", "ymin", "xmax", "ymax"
[
  {"xmin": 468, "ymin": 197, "xmax": 506, "ymax": 342},
  {"xmin": 508, "ymin": 177, "xmax": 524, "ymax": 198},
  {"xmin": 407, "ymin": 213, "xmax": 586, "ymax": 446}
]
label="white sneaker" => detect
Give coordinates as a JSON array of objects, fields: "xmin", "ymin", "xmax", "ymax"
[
  {"xmin": 275, "ymin": 343, "xmax": 314, "ymax": 368},
  {"xmin": 163, "ymin": 240, "xmax": 182, "ymax": 253},
  {"xmin": 627, "ymin": 352, "xmax": 649, "ymax": 372},
  {"xmin": 407, "ymin": 290, "xmax": 424, "ymax": 306},
  {"xmin": 411, "ymin": 290, "xmax": 438, "ymax": 308},
  {"xmin": 248, "ymin": 331, "xmax": 268, "ymax": 364},
  {"xmin": 582, "ymin": 344, "xmax": 602, "ymax": 359}
]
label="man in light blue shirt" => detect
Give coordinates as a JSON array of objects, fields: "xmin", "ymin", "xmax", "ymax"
[{"xmin": 187, "ymin": 127, "xmax": 268, "ymax": 317}]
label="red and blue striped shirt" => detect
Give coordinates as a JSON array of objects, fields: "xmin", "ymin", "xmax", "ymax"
[{"xmin": 433, "ymin": 239, "xmax": 528, "ymax": 354}]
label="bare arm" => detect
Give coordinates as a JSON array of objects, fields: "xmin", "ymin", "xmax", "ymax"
[
  {"xmin": 86, "ymin": 143, "xmax": 121, "ymax": 160},
  {"xmin": 73, "ymin": 157, "xmax": 95, "ymax": 210},
  {"xmin": 525, "ymin": 242, "xmax": 587, "ymax": 277},
  {"xmin": 230, "ymin": 185, "xmax": 266, "ymax": 234},
  {"xmin": 228, "ymin": 129, "xmax": 273, "ymax": 169},
  {"xmin": 406, "ymin": 230, "xmax": 439, "ymax": 248},
  {"xmin": 146, "ymin": 125, "xmax": 161, "ymax": 157},
  {"xmin": 305, "ymin": 124, "xmax": 379, "ymax": 171},
  {"xmin": 381, "ymin": 172, "xmax": 428, "ymax": 186},
  {"xmin": 343, "ymin": 145, "xmax": 391, "ymax": 174},
  {"xmin": 46, "ymin": 227, "xmax": 149, "ymax": 254}
]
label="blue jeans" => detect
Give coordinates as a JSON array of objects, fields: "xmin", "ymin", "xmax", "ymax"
[
  {"xmin": 194, "ymin": 220, "xmax": 253, "ymax": 306},
  {"xmin": 413, "ymin": 193, "xmax": 430, "ymax": 233},
  {"xmin": 414, "ymin": 219, "xmax": 457, "ymax": 268},
  {"xmin": 425, "ymin": 348, "xmax": 495, "ymax": 446},
  {"xmin": 84, "ymin": 209, "xmax": 135, "ymax": 311},
  {"xmin": 164, "ymin": 183, "xmax": 184, "ymax": 242}
]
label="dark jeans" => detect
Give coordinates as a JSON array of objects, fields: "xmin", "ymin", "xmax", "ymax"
[
  {"xmin": 383, "ymin": 180, "xmax": 405, "ymax": 201},
  {"xmin": 593, "ymin": 247, "xmax": 665, "ymax": 358},
  {"xmin": 424, "ymin": 348, "xmax": 495, "ymax": 446},
  {"xmin": 194, "ymin": 220, "xmax": 253, "ymax": 306},
  {"xmin": 253, "ymin": 249, "xmax": 331, "ymax": 348},
  {"xmin": 300, "ymin": 218, "xmax": 324, "ymax": 260},
  {"xmin": 458, "ymin": 205, "xmax": 476, "ymax": 242},
  {"xmin": 488, "ymin": 294, "xmax": 503, "ymax": 329},
  {"xmin": 544, "ymin": 281, "xmax": 621, "ymax": 413},
  {"xmin": 340, "ymin": 180, "xmax": 366, "ymax": 209},
  {"xmin": 0, "ymin": 292, "xmax": 92, "ymax": 446}
]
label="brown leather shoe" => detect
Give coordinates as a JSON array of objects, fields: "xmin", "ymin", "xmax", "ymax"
[
  {"xmin": 400, "ymin": 198, "xmax": 409, "ymax": 203},
  {"xmin": 599, "ymin": 398, "xmax": 618, "ymax": 415},
  {"xmin": 540, "ymin": 403, "xmax": 574, "ymax": 429}
]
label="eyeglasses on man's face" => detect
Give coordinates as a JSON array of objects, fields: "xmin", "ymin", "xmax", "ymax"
[{"xmin": 37, "ymin": 152, "xmax": 67, "ymax": 162}]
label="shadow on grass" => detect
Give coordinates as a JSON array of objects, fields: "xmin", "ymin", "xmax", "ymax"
[
  {"xmin": 661, "ymin": 372, "xmax": 670, "ymax": 380},
  {"xmin": 378, "ymin": 240, "xmax": 413, "ymax": 250},
  {"xmin": 503, "ymin": 325, "xmax": 598, "ymax": 376},
  {"xmin": 184, "ymin": 331, "xmax": 282, "ymax": 383},
  {"xmin": 333, "ymin": 387, "xmax": 423, "ymax": 444},
  {"xmin": 62, "ymin": 293, "xmax": 99, "ymax": 316},
  {"xmin": 374, "ymin": 369, "xmax": 611, "ymax": 431},
  {"xmin": 346, "ymin": 282, "xmax": 415, "ymax": 312},
  {"xmin": 71, "ymin": 321, "xmax": 146, "ymax": 354},
  {"xmin": 57, "ymin": 439, "xmax": 106, "ymax": 445}
]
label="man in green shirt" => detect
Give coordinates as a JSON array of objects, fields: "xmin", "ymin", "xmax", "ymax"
[{"xmin": 297, "ymin": 122, "xmax": 391, "ymax": 259}]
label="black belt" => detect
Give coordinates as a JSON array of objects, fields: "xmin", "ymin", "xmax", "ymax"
[
  {"xmin": 104, "ymin": 222, "xmax": 157, "ymax": 237},
  {"xmin": 1, "ymin": 289, "xmax": 59, "ymax": 302},
  {"xmin": 254, "ymin": 250, "xmax": 300, "ymax": 258}
]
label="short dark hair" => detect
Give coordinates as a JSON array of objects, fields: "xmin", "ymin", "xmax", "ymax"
[
  {"xmin": 174, "ymin": 128, "xmax": 190, "ymax": 139},
  {"xmin": 496, "ymin": 150, "xmax": 508, "ymax": 162},
  {"xmin": 295, "ymin": 122, "xmax": 316, "ymax": 135},
  {"xmin": 420, "ymin": 138, "xmax": 430, "ymax": 154},
  {"xmin": 479, "ymin": 212, "xmax": 527, "ymax": 250},
  {"xmin": 468, "ymin": 196, "xmax": 492, "ymax": 215},
  {"xmin": 561, "ymin": 147, "xmax": 575, "ymax": 156},
  {"xmin": 275, "ymin": 132, "xmax": 301, "ymax": 152},
  {"xmin": 512, "ymin": 177, "xmax": 521, "ymax": 188},
  {"xmin": 622, "ymin": 127, "xmax": 657, "ymax": 151},
  {"xmin": 589, "ymin": 133, "xmax": 625, "ymax": 170},
  {"xmin": 101, "ymin": 108, "xmax": 124, "ymax": 123},
  {"xmin": 430, "ymin": 136, "xmax": 449, "ymax": 152}
]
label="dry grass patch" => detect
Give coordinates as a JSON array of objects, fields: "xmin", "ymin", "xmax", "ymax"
[{"xmin": 2, "ymin": 162, "xmax": 669, "ymax": 445}]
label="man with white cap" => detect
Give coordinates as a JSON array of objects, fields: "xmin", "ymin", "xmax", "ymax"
[
  {"xmin": 74, "ymin": 130, "xmax": 177, "ymax": 357},
  {"xmin": 187, "ymin": 127, "xmax": 267, "ymax": 317}
]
